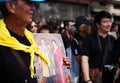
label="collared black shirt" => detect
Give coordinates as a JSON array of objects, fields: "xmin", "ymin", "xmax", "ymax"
[
  {"xmin": 82, "ymin": 32, "xmax": 116, "ymax": 68},
  {"xmin": 70, "ymin": 34, "xmax": 88, "ymax": 56},
  {"xmin": 70, "ymin": 38, "xmax": 81, "ymax": 56}
]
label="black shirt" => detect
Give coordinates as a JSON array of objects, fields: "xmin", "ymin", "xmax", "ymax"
[
  {"xmin": 70, "ymin": 34, "xmax": 87, "ymax": 56},
  {"xmin": 82, "ymin": 33, "xmax": 116, "ymax": 68},
  {"xmin": 70, "ymin": 38, "xmax": 81, "ymax": 56},
  {"xmin": 113, "ymin": 37, "xmax": 120, "ymax": 65},
  {"xmin": 0, "ymin": 29, "xmax": 37, "ymax": 83},
  {"xmin": 61, "ymin": 33, "xmax": 71, "ymax": 50}
]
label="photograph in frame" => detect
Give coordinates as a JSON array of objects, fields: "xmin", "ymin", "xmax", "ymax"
[{"xmin": 34, "ymin": 33, "xmax": 71, "ymax": 83}]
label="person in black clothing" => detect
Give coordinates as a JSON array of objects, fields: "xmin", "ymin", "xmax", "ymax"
[
  {"xmin": 69, "ymin": 16, "xmax": 93, "ymax": 83},
  {"xmin": 0, "ymin": 0, "xmax": 71, "ymax": 83},
  {"xmin": 81, "ymin": 11, "xmax": 116, "ymax": 83},
  {"xmin": 113, "ymin": 37, "xmax": 120, "ymax": 83},
  {"xmin": 71, "ymin": 16, "xmax": 94, "ymax": 63},
  {"xmin": 61, "ymin": 20, "xmax": 75, "ymax": 50},
  {"xmin": 69, "ymin": 26, "xmax": 81, "ymax": 83},
  {"xmin": 113, "ymin": 25, "xmax": 120, "ymax": 83}
]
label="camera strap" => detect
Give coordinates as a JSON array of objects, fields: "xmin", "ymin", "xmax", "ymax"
[
  {"xmin": 10, "ymin": 49, "xmax": 34, "ymax": 83},
  {"xmin": 97, "ymin": 35, "xmax": 110, "ymax": 71}
]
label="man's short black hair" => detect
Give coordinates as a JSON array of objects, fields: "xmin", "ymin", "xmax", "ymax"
[{"xmin": 94, "ymin": 11, "xmax": 112, "ymax": 24}]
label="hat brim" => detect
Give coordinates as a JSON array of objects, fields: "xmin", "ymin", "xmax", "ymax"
[
  {"xmin": 85, "ymin": 20, "xmax": 94, "ymax": 25},
  {"xmin": 75, "ymin": 20, "xmax": 94, "ymax": 29}
]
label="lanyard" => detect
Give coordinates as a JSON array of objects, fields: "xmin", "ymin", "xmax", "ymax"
[
  {"xmin": 97, "ymin": 35, "xmax": 102, "ymax": 52},
  {"xmin": 97, "ymin": 34, "xmax": 111, "ymax": 55}
]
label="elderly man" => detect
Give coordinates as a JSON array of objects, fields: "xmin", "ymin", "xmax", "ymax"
[{"xmin": 0, "ymin": 0, "xmax": 70, "ymax": 83}]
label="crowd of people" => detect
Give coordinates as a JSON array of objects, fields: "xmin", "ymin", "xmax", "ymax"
[{"xmin": 0, "ymin": 0, "xmax": 120, "ymax": 83}]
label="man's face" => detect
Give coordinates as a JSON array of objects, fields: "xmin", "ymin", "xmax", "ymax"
[
  {"xmin": 79, "ymin": 24, "xmax": 91, "ymax": 34},
  {"xmin": 67, "ymin": 21, "xmax": 74, "ymax": 30},
  {"xmin": 10, "ymin": 0, "xmax": 37, "ymax": 24},
  {"xmin": 97, "ymin": 18, "xmax": 112, "ymax": 33}
]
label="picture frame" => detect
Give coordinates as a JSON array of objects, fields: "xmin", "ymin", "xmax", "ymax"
[{"xmin": 34, "ymin": 33, "xmax": 71, "ymax": 83}]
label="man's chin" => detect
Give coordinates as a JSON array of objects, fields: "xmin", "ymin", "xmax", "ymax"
[{"xmin": 27, "ymin": 19, "xmax": 33, "ymax": 24}]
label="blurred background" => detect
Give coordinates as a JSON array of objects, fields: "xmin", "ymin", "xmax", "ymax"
[
  {"xmin": 1, "ymin": 0, "xmax": 119, "ymax": 24},
  {"xmin": 31, "ymin": 0, "xmax": 120, "ymax": 24}
]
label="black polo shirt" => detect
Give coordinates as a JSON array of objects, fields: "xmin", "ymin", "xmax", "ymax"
[
  {"xmin": 81, "ymin": 32, "xmax": 116, "ymax": 68},
  {"xmin": 0, "ymin": 29, "xmax": 37, "ymax": 83},
  {"xmin": 70, "ymin": 34, "xmax": 88, "ymax": 56},
  {"xmin": 70, "ymin": 38, "xmax": 81, "ymax": 56}
]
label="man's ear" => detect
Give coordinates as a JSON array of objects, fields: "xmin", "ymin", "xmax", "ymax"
[
  {"xmin": 5, "ymin": 2, "xmax": 16, "ymax": 14},
  {"xmin": 96, "ymin": 23, "xmax": 100, "ymax": 28}
]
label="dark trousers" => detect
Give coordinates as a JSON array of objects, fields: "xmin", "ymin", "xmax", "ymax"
[
  {"xmin": 115, "ymin": 77, "xmax": 120, "ymax": 83},
  {"xmin": 102, "ymin": 71, "xmax": 114, "ymax": 83}
]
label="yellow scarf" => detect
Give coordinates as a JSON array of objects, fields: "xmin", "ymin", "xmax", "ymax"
[{"xmin": 0, "ymin": 19, "xmax": 50, "ymax": 77}]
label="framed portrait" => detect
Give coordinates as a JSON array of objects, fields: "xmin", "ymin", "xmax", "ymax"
[{"xmin": 34, "ymin": 33, "xmax": 71, "ymax": 83}]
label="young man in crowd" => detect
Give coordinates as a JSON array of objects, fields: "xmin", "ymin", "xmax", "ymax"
[{"xmin": 81, "ymin": 11, "xmax": 116, "ymax": 83}]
